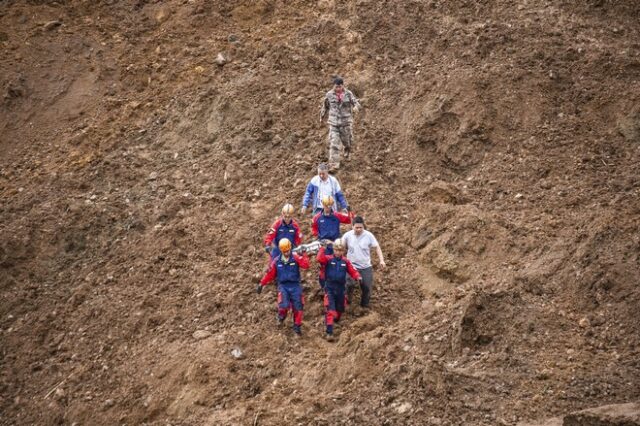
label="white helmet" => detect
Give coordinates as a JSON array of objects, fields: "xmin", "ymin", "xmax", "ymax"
[{"xmin": 282, "ymin": 203, "xmax": 294, "ymax": 216}]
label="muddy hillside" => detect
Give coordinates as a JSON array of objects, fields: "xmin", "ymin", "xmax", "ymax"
[{"xmin": 1, "ymin": 1, "xmax": 640, "ymax": 425}]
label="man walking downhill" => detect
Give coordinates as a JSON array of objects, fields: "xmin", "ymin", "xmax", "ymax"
[
  {"xmin": 264, "ymin": 203, "xmax": 303, "ymax": 261},
  {"xmin": 301, "ymin": 163, "xmax": 349, "ymax": 215},
  {"xmin": 320, "ymin": 77, "xmax": 361, "ymax": 170},
  {"xmin": 312, "ymin": 194, "xmax": 352, "ymax": 291},
  {"xmin": 343, "ymin": 216, "xmax": 386, "ymax": 310},
  {"xmin": 316, "ymin": 239, "xmax": 361, "ymax": 341},
  {"xmin": 312, "ymin": 195, "xmax": 352, "ymax": 247},
  {"xmin": 257, "ymin": 239, "xmax": 310, "ymax": 336}
]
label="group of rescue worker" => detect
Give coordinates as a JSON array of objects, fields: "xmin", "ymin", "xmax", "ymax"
[
  {"xmin": 255, "ymin": 77, "xmax": 384, "ymax": 341},
  {"xmin": 256, "ymin": 163, "xmax": 385, "ymax": 341},
  {"xmin": 255, "ymin": 76, "xmax": 384, "ymax": 341}
]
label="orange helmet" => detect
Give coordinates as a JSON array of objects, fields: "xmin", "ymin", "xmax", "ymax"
[{"xmin": 278, "ymin": 238, "xmax": 292, "ymax": 253}]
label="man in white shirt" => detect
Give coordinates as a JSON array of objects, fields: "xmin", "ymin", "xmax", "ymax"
[
  {"xmin": 300, "ymin": 163, "xmax": 349, "ymax": 215},
  {"xmin": 342, "ymin": 216, "xmax": 386, "ymax": 308}
]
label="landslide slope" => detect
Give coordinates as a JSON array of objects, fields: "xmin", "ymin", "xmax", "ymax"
[{"xmin": 1, "ymin": 1, "xmax": 639, "ymax": 425}]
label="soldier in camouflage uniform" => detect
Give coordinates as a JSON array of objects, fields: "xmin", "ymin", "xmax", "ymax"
[{"xmin": 320, "ymin": 77, "xmax": 361, "ymax": 170}]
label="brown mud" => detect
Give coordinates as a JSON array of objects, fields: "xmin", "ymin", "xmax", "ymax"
[{"xmin": 1, "ymin": 1, "xmax": 639, "ymax": 425}]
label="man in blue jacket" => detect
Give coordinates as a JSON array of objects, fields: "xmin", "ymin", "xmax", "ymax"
[
  {"xmin": 257, "ymin": 239, "xmax": 311, "ymax": 336},
  {"xmin": 300, "ymin": 163, "xmax": 349, "ymax": 215},
  {"xmin": 313, "ymin": 194, "xmax": 352, "ymax": 289},
  {"xmin": 317, "ymin": 239, "xmax": 361, "ymax": 341}
]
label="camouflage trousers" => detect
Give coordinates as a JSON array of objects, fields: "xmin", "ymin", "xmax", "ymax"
[{"xmin": 328, "ymin": 124, "xmax": 353, "ymax": 167}]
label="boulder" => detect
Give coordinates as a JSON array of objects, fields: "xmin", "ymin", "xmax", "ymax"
[
  {"xmin": 617, "ymin": 109, "xmax": 640, "ymax": 143},
  {"xmin": 192, "ymin": 330, "xmax": 212, "ymax": 340},
  {"xmin": 518, "ymin": 402, "xmax": 640, "ymax": 426},
  {"xmin": 517, "ymin": 417, "xmax": 562, "ymax": 426},
  {"xmin": 564, "ymin": 402, "xmax": 640, "ymax": 426},
  {"xmin": 424, "ymin": 180, "xmax": 467, "ymax": 205}
]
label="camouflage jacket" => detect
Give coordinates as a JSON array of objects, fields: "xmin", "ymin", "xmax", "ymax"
[{"xmin": 320, "ymin": 89, "xmax": 361, "ymax": 127}]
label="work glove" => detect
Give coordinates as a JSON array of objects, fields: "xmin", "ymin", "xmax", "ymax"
[{"xmin": 256, "ymin": 284, "xmax": 263, "ymax": 294}]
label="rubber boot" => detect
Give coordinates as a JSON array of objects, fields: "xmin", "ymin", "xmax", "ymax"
[{"xmin": 325, "ymin": 324, "xmax": 334, "ymax": 342}]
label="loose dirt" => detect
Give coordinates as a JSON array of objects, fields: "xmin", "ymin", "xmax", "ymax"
[{"xmin": 1, "ymin": 1, "xmax": 639, "ymax": 425}]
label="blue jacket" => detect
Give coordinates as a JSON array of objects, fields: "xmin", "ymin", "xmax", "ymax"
[
  {"xmin": 312, "ymin": 211, "xmax": 352, "ymax": 241},
  {"xmin": 302, "ymin": 175, "xmax": 348, "ymax": 212},
  {"xmin": 275, "ymin": 256, "xmax": 303, "ymax": 287},
  {"xmin": 325, "ymin": 257, "xmax": 350, "ymax": 286},
  {"xmin": 261, "ymin": 254, "xmax": 310, "ymax": 288}
]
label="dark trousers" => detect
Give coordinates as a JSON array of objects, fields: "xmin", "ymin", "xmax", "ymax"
[
  {"xmin": 277, "ymin": 284, "xmax": 304, "ymax": 326},
  {"xmin": 347, "ymin": 266, "xmax": 373, "ymax": 307},
  {"xmin": 324, "ymin": 283, "xmax": 346, "ymax": 331}
]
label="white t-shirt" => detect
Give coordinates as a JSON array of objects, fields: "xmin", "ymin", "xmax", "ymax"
[
  {"xmin": 318, "ymin": 178, "xmax": 333, "ymax": 205},
  {"xmin": 343, "ymin": 229, "xmax": 379, "ymax": 269}
]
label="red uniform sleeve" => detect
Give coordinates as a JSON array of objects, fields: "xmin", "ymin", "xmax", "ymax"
[
  {"xmin": 293, "ymin": 220, "xmax": 303, "ymax": 246},
  {"xmin": 260, "ymin": 259, "xmax": 278, "ymax": 286},
  {"xmin": 293, "ymin": 252, "xmax": 310, "ymax": 269},
  {"xmin": 263, "ymin": 219, "xmax": 281, "ymax": 246},
  {"xmin": 345, "ymin": 259, "xmax": 361, "ymax": 281},
  {"xmin": 335, "ymin": 212, "xmax": 352, "ymax": 224},
  {"xmin": 316, "ymin": 247, "xmax": 329, "ymax": 265},
  {"xmin": 311, "ymin": 213, "xmax": 320, "ymax": 237}
]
